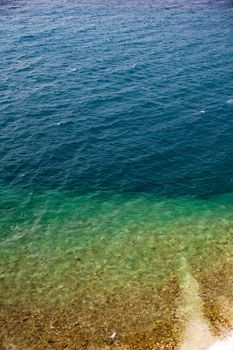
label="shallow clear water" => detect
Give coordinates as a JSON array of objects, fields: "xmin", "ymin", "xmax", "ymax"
[
  {"xmin": 1, "ymin": 186, "xmax": 233, "ymax": 305},
  {"xmin": 1, "ymin": 0, "xmax": 233, "ymax": 348}
]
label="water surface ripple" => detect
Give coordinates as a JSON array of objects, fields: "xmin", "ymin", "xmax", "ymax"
[{"xmin": 1, "ymin": 0, "xmax": 233, "ymax": 196}]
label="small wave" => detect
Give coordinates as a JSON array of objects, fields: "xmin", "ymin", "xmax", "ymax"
[
  {"xmin": 226, "ymin": 98, "xmax": 233, "ymax": 105},
  {"xmin": 67, "ymin": 68, "xmax": 77, "ymax": 73},
  {"xmin": 56, "ymin": 120, "xmax": 73, "ymax": 126},
  {"xmin": 196, "ymin": 109, "xmax": 206, "ymax": 115}
]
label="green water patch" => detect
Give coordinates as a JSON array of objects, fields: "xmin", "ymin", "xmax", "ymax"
[{"xmin": 0, "ymin": 186, "xmax": 233, "ymax": 307}]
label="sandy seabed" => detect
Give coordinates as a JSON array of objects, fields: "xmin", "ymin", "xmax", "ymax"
[
  {"xmin": 1, "ymin": 267, "xmax": 233, "ymax": 350},
  {"xmin": 1, "ymin": 192, "xmax": 233, "ymax": 349}
]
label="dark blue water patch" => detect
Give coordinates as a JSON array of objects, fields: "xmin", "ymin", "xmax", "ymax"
[{"xmin": 1, "ymin": 0, "xmax": 233, "ymax": 198}]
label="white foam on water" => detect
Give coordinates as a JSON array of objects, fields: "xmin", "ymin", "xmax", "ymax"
[
  {"xmin": 67, "ymin": 68, "xmax": 77, "ymax": 73},
  {"xmin": 226, "ymin": 98, "xmax": 233, "ymax": 105}
]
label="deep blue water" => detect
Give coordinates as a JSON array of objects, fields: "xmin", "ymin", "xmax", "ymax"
[{"xmin": 1, "ymin": 0, "xmax": 233, "ymax": 197}]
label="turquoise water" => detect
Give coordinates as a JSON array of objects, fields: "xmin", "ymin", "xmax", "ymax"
[
  {"xmin": 1, "ymin": 185, "xmax": 233, "ymax": 305},
  {"xmin": 1, "ymin": 0, "xmax": 233, "ymax": 347}
]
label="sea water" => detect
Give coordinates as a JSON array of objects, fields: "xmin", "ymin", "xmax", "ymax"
[{"xmin": 1, "ymin": 0, "xmax": 233, "ymax": 348}]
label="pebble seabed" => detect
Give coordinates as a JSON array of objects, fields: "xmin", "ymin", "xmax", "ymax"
[{"xmin": 0, "ymin": 190, "xmax": 233, "ymax": 349}]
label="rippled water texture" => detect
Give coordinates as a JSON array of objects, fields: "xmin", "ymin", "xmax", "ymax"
[{"xmin": 1, "ymin": 0, "xmax": 233, "ymax": 348}]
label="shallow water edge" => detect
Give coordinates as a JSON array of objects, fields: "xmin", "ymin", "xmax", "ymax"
[{"xmin": 1, "ymin": 188, "xmax": 233, "ymax": 348}]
